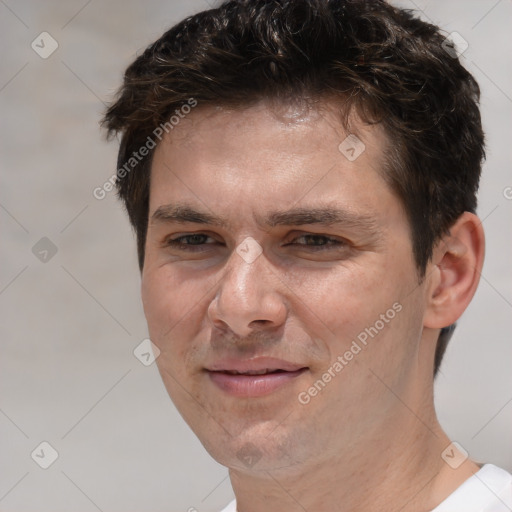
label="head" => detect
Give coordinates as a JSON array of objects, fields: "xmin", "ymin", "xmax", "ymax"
[{"xmin": 102, "ymin": 0, "xmax": 485, "ymax": 474}]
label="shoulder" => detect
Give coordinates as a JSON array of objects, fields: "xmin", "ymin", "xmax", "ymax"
[
  {"xmin": 217, "ymin": 499, "xmax": 237, "ymax": 512},
  {"xmin": 432, "ymin": 464, "xmax": 512, "ymax": 512}
]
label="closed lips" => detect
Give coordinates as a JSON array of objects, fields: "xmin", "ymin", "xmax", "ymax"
[
  {"xmin": 216, "ymin": 369, "xmax": 304, "ymax": 375},
  {"xmin": 205, "ymin": 357, "xmax": 308, "ymax": 374},
  {"xmin": 205, "ymin": 359, "xmax": 309, "ymax": 396}
]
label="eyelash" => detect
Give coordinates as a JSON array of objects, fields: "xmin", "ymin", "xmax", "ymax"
[
  {"xmin": 164, "ymin": 234, "xmax": 213, "ymax": 250},
  {"xmin": 164, "ymin": 233, "xmax": 345, "ymax": 251}
]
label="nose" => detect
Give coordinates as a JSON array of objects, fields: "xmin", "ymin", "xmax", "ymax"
[{"xmin": 207, "ymin": 238, "xmax": 287, "ymax": 338}]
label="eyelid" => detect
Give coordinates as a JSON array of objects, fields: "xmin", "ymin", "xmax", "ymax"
[
  {"xmin": 162, "ymin": 232, "xmax": 348, "ymax": 251},
  {"xmin": 164, "ymin": 231, "xmax": 344, "ymax": 242},
  {"xmin": 162, "ymin": 233, "xmax": 218, "ymax": 249},
  {"xmin": 285, "ymin": 233, "xmax": 347, "ymax": 248}
]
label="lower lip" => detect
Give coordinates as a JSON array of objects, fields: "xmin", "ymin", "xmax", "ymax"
[{"xmin": 207, "ymin": 369, "xmax": 307, "ymax": 397}]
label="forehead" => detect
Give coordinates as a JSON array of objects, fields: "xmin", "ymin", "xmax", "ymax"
[
  {"xmin": 155, "ymin": 99, "xmax": 388, "ymax": 163},
  {"xmin": 148, "ymin": 100, "xmax": 397, "ymax": 225}
]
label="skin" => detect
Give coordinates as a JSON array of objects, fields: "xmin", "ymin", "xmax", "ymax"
[{"xmin": 141, "ymin": 99, "xmax": 485, "ymax": 511}]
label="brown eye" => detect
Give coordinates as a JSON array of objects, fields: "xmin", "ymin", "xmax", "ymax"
[
  {"xmin": 289, "ymin": 234, "xmax": 345, "ymax": 249},
  {"xmin": 164, "ymin": 234, "xmax": 216, "ymax": 250}
]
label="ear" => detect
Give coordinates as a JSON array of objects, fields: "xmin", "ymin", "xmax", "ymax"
[{"xmin": 423, "ymin": 212, "xmax": 485, "ymax": 329}]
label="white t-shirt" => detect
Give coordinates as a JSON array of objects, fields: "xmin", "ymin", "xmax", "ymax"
[{"xmin": 218, "ymin": 464, "xmax": 512, "ymax": 512}]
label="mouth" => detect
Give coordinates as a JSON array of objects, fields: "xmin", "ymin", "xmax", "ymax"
[
  {"xmin": 205, "ymin": 358, "xmax": 309, "ymax": 397},
  {"xmin": 220, "ymin": 368, "xmax": 297, "ymax": 375}
]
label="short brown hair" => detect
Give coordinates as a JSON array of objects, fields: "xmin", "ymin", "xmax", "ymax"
[{"xmin": 102, "ymin": 0, "xmax": 485, "ymax": 375}]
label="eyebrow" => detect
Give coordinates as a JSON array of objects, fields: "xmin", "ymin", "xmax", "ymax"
[{"xmin": 150, "ymin": 202, "xmax": 379, "ymax": 232}]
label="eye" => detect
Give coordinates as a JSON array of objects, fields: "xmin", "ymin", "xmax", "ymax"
[
  {"xmin": 288, "ymin": 234, "xmax": 346, "ymax": 250},
  {"xmin": 163, "ymin": 233, "xmax": 217, "ymax": 251},
  {"xmin": 162, "ymin": 233, "xmax": 347, "ymax": 254}
]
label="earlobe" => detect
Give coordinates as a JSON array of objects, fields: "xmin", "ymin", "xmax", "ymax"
[{"xmin": 424, "ymin": 212, "xmax": 485, "ymax": 329}]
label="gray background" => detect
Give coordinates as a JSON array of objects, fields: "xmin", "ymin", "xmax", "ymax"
[{"xmin": 1, "ymin": 1, "xmax": 510, "ymax": 511}]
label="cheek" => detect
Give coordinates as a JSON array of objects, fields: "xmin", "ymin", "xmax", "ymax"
[
  {"xmin": 141, "ymin": 265, "xmax": 208, "ymax": 357},
  {"xmin": 141, "ymin": 267, "xmax": 211, "ymax": 410},
  {"xmin": 281, "ymin": 260, "xmax": 398, "ymax": 344}
]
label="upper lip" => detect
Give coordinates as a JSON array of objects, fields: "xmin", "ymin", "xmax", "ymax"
[{"xmin": 206, "ymin": 357, "xmax": 308, "ymax": 374}]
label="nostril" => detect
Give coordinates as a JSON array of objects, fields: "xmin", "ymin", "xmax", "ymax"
[{"xmin": 251, "ymin": 319, "xmax": 269, "ymax": 326}]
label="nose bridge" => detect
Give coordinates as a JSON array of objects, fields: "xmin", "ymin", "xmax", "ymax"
[{"xmin": 208, "ymin": 237, "xmax": 287, "ymax": 335}]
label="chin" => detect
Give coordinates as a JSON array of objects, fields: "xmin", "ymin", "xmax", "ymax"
[{"xmin": 195, "ymin": 419, "xmax": 309, "ymax": 474}]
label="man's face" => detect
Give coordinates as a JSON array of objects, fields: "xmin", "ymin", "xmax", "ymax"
[{"xmin": 141, "ymin": 101, "xmax": 429, "ymax": 473}]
